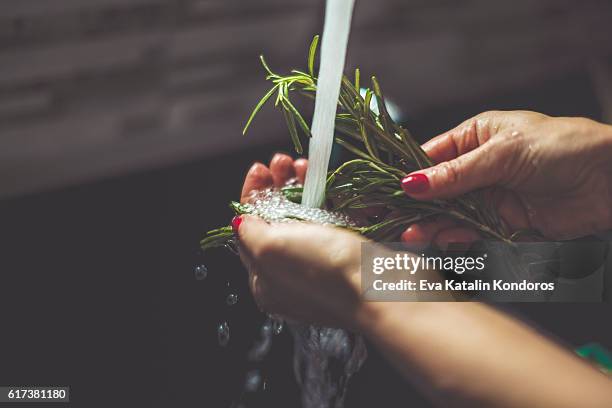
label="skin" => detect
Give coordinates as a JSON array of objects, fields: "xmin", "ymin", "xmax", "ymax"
[
  {"xmin": 236, "ymin": 112, "xmax": 612, "ymax": 407},
  {"xmin": 402, "ymin": 111, "xmax": 612, "ymax": 244}
]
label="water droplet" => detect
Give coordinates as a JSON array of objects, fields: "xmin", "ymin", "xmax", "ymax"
[
  {"xmin": 226, "ymin": 293, "xmax": 238, "ymax": 306},
  {"xmin": 271, "ymin": 318, "xmax": 284, "ymax": 335},
  {"xmin": 244, "ymin": 369, "xmax": 262, "ymax": 392},
  {"xmin": 217, "ymin": 321, "xmax": 230, "ymax": 346},
  {"xmin": 194, "ymin": 264, "xmax": 208, "ymax": 281},
  {"xmin": 244, "ymin": 189, "xmax": 354, "ymax": 227}
]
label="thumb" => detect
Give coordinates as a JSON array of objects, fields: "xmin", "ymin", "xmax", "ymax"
[
  {"xmin": 236, "ymin": 215, "xmax": 274, "ymax": 259},
  {"xmin": 401, "ymin": 143, "xmax": 503, "ymax": 200}
]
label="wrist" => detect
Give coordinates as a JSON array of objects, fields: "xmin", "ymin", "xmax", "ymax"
[
  {"xmin": 603, "ymin": 124, "xmax": 612, "ymax": 230},
  {"xmin": 347, "ymin": 263, "xmax": 386, "ymax": 335},
  {"xmin": 600, "ymin": 122, "xmax": 612, "ymax": 165},
  {"xmin": 354, "ymin": 299, "xmax": 384, "ymax": 336},
  {"xmin": 593, "ymin": 121, "xmax": 612, "ymax": 229},
  {"xmin": 355, "ymin": 300, "xmax": 418, "ymax": 339},
  {"xmin": 580, "ymin": 118, "xmax": 612, "ymax": 167}
]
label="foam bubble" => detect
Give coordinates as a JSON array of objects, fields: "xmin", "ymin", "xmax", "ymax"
[{"xmin": 243, "ymin": 189, "xmax": 355, "ymax": 228}]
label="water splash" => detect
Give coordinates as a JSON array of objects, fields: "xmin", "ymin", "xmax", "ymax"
[
  {"xmin": 292, "ymin": 325, "xmax": 367, "ymax": 408},
  {"xmin": 243, "ymin": 189, "xmax": 368, "ymax": 408},
  {"xmin": 243, "ymin": 189, "xmax": 355, "ymax": 227}
]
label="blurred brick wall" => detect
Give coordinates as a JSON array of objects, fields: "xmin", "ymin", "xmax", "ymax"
[
  {"xmin": 0, "ymin": 0, "xmax": 318, "ymax": 197},
  {"xmin": 350, "ymin": 0, "xmax": 612, "ymax": 115},
  {"xmin": 0, "ymin": 0, "xmax": 611, "ymax": 197}
]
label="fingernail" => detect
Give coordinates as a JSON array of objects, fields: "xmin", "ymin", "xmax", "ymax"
[
  {"xmin": 401, "ymin": 173, "xmax": 430, "ymax": 194},
  {"xmin": 270, "ymin": 153, "xmax": 285, "ymax": 163},
  {"xmin": 247, "ymin": 162, "xmax": 264, "ymax": 175},
  {"xmin": 231, "ymin": 215, "xmax": 243, "ymax": 233}
]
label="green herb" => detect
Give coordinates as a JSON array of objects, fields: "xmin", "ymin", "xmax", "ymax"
[{"xmin": 202, "ymin": 36, "xmax": 513, "ymax": 250}]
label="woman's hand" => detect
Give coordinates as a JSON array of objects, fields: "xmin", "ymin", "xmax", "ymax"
[
  {"xmin": 235, "ymin": 151, "xmax": 612, "ymax": 408},
  {"xmin": 401, "ymin": 111, "xmax": 612, "ymax": 246},
  {"xmin": 238, "ymin": 153, "xmax": 368, "ymax": 329},
  {"xmin": 240, "ymin": 153, "xmax": 307, "ymax": 204},
  {"xmin": 236, "ymin": 216, "xmax": 367, "ymax": 329}
]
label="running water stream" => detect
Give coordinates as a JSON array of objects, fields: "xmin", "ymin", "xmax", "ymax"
[
  {"xmin": 293, "ymin": 1, "xmax": 368, "ymax": 407},
  {"xmin": 239, "ymin": 189, "xmax": 368, "ymax": 408},
  {"xmin": 301, "ymin": 0, "xmax": 355, "ymax": 208}
]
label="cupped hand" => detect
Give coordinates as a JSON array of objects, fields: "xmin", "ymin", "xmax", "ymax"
[
  {"xmin": 402, "ymin": 111, "xmax": 612, "ymax": 245},
  {"xmin": 238, "ymin": 153, "xmax": 369, "ymax": 328},
  {"xmin": 240, "ymin": 153, "xmax": 307, "ymax": 203},
  {"xmin": 236, "ymin": 215, "xmax": 366, "ymax": 329}
]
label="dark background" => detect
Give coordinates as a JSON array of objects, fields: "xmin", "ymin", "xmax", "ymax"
[{"xmin": 1, "ymin": 1, "xmax": 612, "ymax": 407}]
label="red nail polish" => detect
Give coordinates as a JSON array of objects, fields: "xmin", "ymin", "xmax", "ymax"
[
  {"xmin": 231, "ymin": 216, "xmax": 243, "ymax": 233},
  {"xmin": 401, "ymin": 173, "xmax": 430, "ymax": 194}
]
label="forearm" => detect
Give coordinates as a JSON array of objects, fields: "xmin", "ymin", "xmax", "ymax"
[
  {"xmin": 357, "ymin": 302, "xmax": 612, "ymax": 408},
  {"xmin": 594, "ymin": 120, "xmax": 612, "ymax": 159},
  {"xmin": 589, "ymin": 119, "xmax": 612, "ymax": 229}
]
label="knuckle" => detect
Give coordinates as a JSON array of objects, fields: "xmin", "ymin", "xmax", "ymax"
[
  {"xmin": 440, "ymin": 160, "xmax": 461, "ymax": 186},
  {"xmin": 478, "ymin": 110, "xmax": 500, "ymax": 118},
  {"xmin": 475, "ymin": 110, "xmax": 502, "ymax": 122},
  {"xmin": 471, "ymin": 111, "xmax": 503, "ymax": 142}
]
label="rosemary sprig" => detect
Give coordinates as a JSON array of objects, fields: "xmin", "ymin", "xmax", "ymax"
[{"xmin": 202, "ymin": 36, "xmax": 512, "ymax": 251}]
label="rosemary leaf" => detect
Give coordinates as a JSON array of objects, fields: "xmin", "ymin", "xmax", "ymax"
[
  {"xmin": 243, "ymin": 84, "xmax": 279, "ymax": 135},
  {"xmin": 308, "ymin": 35, "xmax": 320, "ymax": 78}
]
